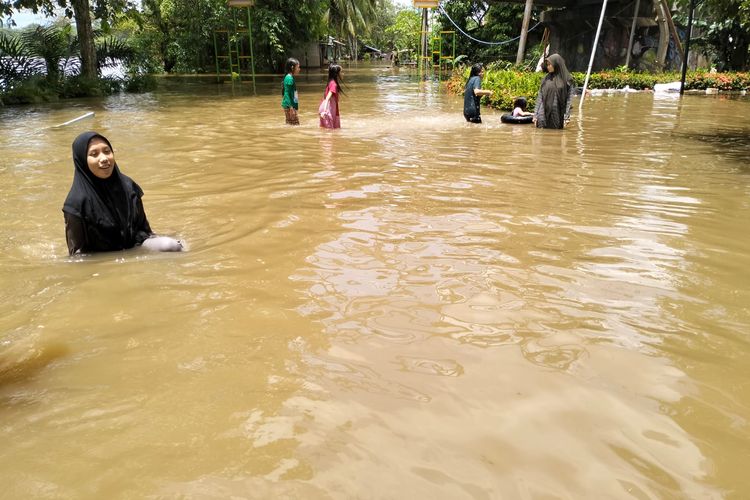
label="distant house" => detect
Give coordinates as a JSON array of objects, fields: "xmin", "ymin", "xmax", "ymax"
[
  {"xmin": 295, "ymin": 36, "xmax": 346, "ymax": 68},
  {"xmin": 362, "ymin": 45, "xmax": 382, "ymax": 59}
]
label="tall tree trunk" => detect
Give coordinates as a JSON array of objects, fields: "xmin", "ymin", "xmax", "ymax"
[
  {"xmin": 71, "ymin": 0, "xmax": 98, "ymax": 79},
  {"xmin": 729, "ymin": 36, "xmax": 749, "ymax": 70},
  {"xmin": 348, "ymin": 35, "xmax": 356, "ymax": 61}
]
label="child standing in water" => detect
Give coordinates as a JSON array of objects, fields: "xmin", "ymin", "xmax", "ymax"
[
  {"xmin": 463, "ymin": 63, "xmax": 493, "ymax": 124},
  {"xmin": 319, "ymin": 64, "xmax": 343, "ymax": 129},
  {"xmin": 281, "ymin": 57, "xmax": 300, "ymax": 125}
]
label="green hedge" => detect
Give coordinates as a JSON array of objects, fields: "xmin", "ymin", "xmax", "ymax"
[{"xmin": 446, "ymin": 69, "xmax": 750, "ymax": 111}]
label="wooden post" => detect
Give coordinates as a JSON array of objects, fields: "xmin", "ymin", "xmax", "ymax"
[
  {"xmin": 516, "ymin": 0, "xmax": 534, "ymax": 65},
  {"xmin": 679, "ymin": 0, "xmax": 696, "ymax": 94},
  {"xmin": 660, "ymin": 0, "xmax": 684, "ymax": 62},
  {"xmin": 421, "ymin": 8, "xmax": 429, "ymax": 78},
  {"xmin": 655, "ymin": 0, "xmax": 669, "ymax": 67}
]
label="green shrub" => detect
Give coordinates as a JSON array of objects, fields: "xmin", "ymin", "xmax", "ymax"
[
  {"xmin": 483, "ymin": 70, "xmax": 543, "ymax": 110},
  {"xmin": 59, "ymin": 75, "xmax": 107, "ymax": 98},
  {"xmin": 124, "ymin": 72, "xmax": 157, "ymax": 93},
  {"xmin": 0, "ymin": 76, "xmax": 59, "ymax": 105},
  {"xmin": 446, "ymin": 68, "xmax": 750, "ymax": 111},
  {"xmin": 446, "ymin": 67, "xmax": 542, "ymax": 111},
  {"xmin": 686, "ymin": 71, "xmax": 750, "ymax": 90}
]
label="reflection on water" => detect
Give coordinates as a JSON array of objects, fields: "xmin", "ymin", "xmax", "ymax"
[
  {"xmin": 1, "ymin": 65, "xmax": 749, "ymax": 497},
  {"xmin": 672, "ymin": 128, "xmax": 750, "ymax": 166}
]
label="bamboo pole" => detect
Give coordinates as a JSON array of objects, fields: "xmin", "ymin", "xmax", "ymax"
[
  {"xmin": 579, "ymin": 0, "xmax": 609, "ymax": 111},
  {"xmin": 246, "ymin": 6, "xmax": 256, "ymax": 91},
  {"xmin": 420, "ymin": 8, "xmax": 429, "ymax": 79},
  {"xmin": 625, "ymin": 0, "xmax": 641, "ymax": 68}
]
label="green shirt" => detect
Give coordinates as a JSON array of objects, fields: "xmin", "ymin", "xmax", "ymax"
[{"xmin": 281, "ymin": 73, "xmax": 298, "ymax": 110}]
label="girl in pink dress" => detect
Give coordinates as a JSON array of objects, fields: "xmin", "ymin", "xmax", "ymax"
[{"xmin": 319, "ymin": 64, "xmax": 343, "ymax": 129}]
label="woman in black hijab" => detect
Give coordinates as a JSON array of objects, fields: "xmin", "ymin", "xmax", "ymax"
[
  {"xmin": 533, "ymin": 54, "xmax": 576, "ymax": 129},
  {"xmin": 63, "ymin": 131, "xmax": 183, "ymax": 255}
]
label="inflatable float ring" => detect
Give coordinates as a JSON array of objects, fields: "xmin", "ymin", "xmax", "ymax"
[{"xmin": 501, "ymin": 114, "xmax": 533, "ymax": 124}]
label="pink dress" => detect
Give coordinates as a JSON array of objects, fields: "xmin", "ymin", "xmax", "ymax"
[{"xmin": 319, "ymin": 80, "xmax": 340, "ymax": 129}]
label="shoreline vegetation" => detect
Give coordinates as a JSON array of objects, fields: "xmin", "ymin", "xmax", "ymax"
[
  {"xmin": 3, "ymin": 0, "xmax": 749, "ymax": 109},
  {"xmin": 3, "ymin": 58, "xmax": 749, "ymax": 107},
  {"xmin": 445, "ymin": 67, "xmax": 750, "ymax": 111}
]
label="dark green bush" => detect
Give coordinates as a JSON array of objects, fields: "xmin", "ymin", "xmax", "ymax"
[
  {"xmin": 0, "ymin": 76, "xmax": 59, "ymax": 105},
  {"xmin": 59, "ymin": 75, "xmax": 106, "ymax": 98},
  {"xmin": 124, "ymin": 72, "xmax": 157, "ymax": 93}
]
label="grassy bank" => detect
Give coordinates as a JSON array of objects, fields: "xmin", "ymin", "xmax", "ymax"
[{"xmin": 445, "ymin": 69, "xmax": 750, "ymax": 111}]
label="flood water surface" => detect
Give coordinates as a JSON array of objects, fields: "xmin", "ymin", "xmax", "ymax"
[{"xmin": 1, "ymin": 67, "xmax": 749, "ymax": 498}]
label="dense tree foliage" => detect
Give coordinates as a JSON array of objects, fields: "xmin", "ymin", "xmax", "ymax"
[
  {"xmin": 2, "ymin": 0, "xmax": 749, "ymax": 100},
  {"xmin": 437, "ymin": 0, "xmax": 527, "ymax": 63},
  {"xmin": 677, "ymin": 0, "xmax": 750, "ymax": 70},
  {"xmin": 253, "ymin": 0, "xmax": 327, "ymax": 70},
  {"xmin": 384, "ymin": 9, "xmax": 420, "ymax": 55},
  {"xmin": 358, "ymin": 0, "xmax": 396, "ymax": 53},
  {"xmin": 123, "ymin": 0, "xmax": 228, "ymax": 73},
  {"xmin": 326, "ymin": 0, "xmax": 376, "ymax": 59},
  {"xmin": 2, "ymin": 0, "xmax": 133, "ymax": 78},
  {"xmin": 0, "ymin": 21, "xmax": 136, "ymax": 104},
  {"xmin": 439, "ymin": 0, "xmax": 750, "ymax": 70}
]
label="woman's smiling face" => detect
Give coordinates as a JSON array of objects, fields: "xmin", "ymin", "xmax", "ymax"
[{"xmin": 86, "ymin": 137, "xmax": 115, "ymax": 179}]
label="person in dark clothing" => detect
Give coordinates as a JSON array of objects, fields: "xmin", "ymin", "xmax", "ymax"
[
  {"xmin": 533, "ymin": 54, "xmax": 576, "ymax": 129},
  {"xmin": 463, "ymin": 63, "xmax": 493, "ymax": 123},
  {"xmin": 62, "ymin": 131, "xmax": 183, "ymax": 255}
]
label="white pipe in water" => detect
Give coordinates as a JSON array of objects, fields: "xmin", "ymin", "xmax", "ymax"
[{"xmin": 52, "ymin": 111, "xmax": 95, "ymax": 128}]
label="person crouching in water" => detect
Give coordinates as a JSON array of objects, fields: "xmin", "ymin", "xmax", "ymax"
[
  {"xmin": 62, "ymin": 131, "xmax": 183, "ymax": 255},
  {"xmin": 282, "ymin": 57, "xmax": 300, "ymax": 125},
  {"xmin": 463, "ymin": 63, "xmax": 493, "ymax": 124},
  {"xmin": 533, "ymin": 54, "xmax": 575, "ymax": 129},
  {"xmin": 512, "ymin": 96, "xmax": 534, "ymax": 117}
]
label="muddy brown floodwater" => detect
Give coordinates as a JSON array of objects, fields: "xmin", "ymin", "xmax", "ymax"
[{"xmin": 1, "ymin": 65, "xmax": 749, "ymax": 498}]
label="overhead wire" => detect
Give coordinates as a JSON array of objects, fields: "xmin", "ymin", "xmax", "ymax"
[{"xmin": 437, "ymin": 3, "xmax": 541, "ymax": 46}]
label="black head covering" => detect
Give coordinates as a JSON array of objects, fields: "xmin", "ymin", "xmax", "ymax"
[
  {"xmin": 540, "ymin": 54, "xmax": 574, "ymax": 129},
  {"xmin": 63, "ymin": 131, "xmax": 151, "ymax": 252}
]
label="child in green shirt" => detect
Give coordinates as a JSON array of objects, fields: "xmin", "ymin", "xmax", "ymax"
[{"xmin": 281, "ymin": 57, "xmax": 300, "ymax": 125}]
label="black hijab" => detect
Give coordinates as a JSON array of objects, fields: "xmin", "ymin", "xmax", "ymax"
[
  {"xmin": 540, "ymin": 54, "xmax": 574, "ymax": 128},
  {"xmin": 63, "ymin": 131, "xmax": 151, "ymax": 251}
]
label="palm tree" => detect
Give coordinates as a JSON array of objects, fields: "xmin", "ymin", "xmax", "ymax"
[
  {"xmin": 0, "ymin": 30, "xmax": 45, "ymax": 93},
  {"xmin": 1, "ymin": 22, "xmax": 135, "ymax": 103},
  {"xmin": 20, "ymin": 24, "xmax": 77, "ymax": 84},
  {"xmin": 325, "ymin": 0, "xmax": 378, "ymax": 60}
]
